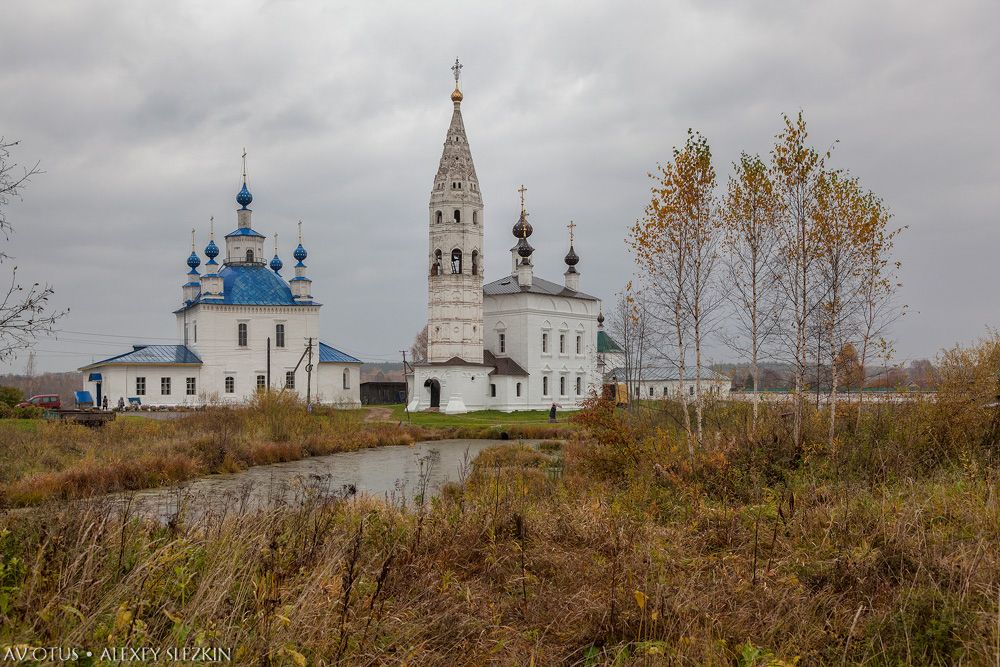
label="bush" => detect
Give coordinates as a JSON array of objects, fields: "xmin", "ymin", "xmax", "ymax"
[{"xmin": 0, "ymin": 386, "xmax": 22, "ymax": 408}]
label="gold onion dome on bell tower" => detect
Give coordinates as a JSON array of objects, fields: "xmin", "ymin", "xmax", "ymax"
[{"xmin": 451, "ymin": 86, "xmax": 463, "ymax": 103}]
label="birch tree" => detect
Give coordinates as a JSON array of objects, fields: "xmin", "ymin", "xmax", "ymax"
[
  {"xmin": 772, "ymin": 114, "xmax": 828, "ymax": 450},
  {"xmin": 629, "ymin": 130, "xmax": 716, "ymax": 450},
  {"xmin": 721, "ymin": 153, "xmax": 781, "ymax": 429}
]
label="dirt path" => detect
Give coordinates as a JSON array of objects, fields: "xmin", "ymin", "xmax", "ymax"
[{"xmin": 364, "ymin": 407, "xmax": 393, "ymax": 422}]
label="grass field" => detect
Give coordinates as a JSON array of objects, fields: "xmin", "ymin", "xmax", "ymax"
[{"xmin": 383, "ymin": 404, "xmax": 577, "ymax": 428}]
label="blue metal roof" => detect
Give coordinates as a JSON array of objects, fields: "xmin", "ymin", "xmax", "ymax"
[
  {"xmin": 319, "ymin": 342, "xmax": 361, "ymax": 364},
  {"xmin": 81, "ymin": 345, "xmax": 202, "ymax": 370},
  {"xmin": 225, "ymin": 227, "xmax": 266, "ymax": 238},
  {"xmin": 177, "ymin": 264, "xmax": 318, "ymax": 310}
]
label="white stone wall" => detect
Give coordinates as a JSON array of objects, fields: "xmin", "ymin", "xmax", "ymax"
[
  {"xmin": 407, "ymin": 364, "xmax": 492, "ymax": 414},
  {"xmin": 483, "ymin": 290, "xmax": 601, "ymax": 411},
  {"xmin": 629, "ymin": 378, "xmax": 732, "ymax": 400},
  {"xmin": 83, "ymin": 365, "xmax": 203, "ymax": 408},
  {"xmin": 316, "ymin": 363, "xmax": 361, "ymax": 407}
]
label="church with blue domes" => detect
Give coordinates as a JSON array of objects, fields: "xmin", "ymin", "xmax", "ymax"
[{"xmin": 80, "ymin": 163, "xmax": 362, "ymax": 408}]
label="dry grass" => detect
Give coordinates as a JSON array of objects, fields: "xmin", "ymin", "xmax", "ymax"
[{"xmin": 3, "ymin": 340, "xmax": 1000, "ymax": 662}]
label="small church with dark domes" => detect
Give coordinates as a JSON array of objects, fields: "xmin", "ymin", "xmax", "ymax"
[{"xmin": 79, "ymin": 162, "xmax": 362, "ymax": 408}]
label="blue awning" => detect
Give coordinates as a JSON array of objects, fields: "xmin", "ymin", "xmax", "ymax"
[{"xmin": 88, "ymin": 373, "xmax": 103, "ymax": 382}]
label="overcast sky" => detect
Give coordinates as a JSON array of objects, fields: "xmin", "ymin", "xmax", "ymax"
[{"xmin": 1, "ymin": 0, "xmax": 997, "ymax": 373}]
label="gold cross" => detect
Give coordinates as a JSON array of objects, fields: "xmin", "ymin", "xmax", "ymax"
[
  {"xmin": 517, "ymin": 184, "xmax": 527, "ymax": 212},
  {"xmin": 567, "ymin": 220, "xmax": 576, "ymax": 245}
]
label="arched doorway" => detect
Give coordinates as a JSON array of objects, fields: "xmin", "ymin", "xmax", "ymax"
[{"xmin": 424, "ymin": 378, "xmax": 441, "ymax": 408}]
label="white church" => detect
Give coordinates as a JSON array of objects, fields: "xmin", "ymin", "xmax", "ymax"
[
  {"xmin": 405, "ymin": 62, "xmax": 606, "ymax": 414},
  {"xmin": 79, "ymin": 169, "xmax": 362, "ymax": 408}
]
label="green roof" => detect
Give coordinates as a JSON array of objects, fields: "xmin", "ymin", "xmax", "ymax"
[{"xmin": 597, "ymin": 330, "xmax": 623, "ymax": 353}]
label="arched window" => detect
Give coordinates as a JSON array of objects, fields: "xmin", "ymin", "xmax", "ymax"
[
  {"xmin": 473, "ymin": 211, "xmax": 478, "ymax": 224},
  {"xmin": 246, "ymin": 249, "xmax": 254, "ymax": 263},
  {"xmin": 436, "ymin": 210, "xmax": 442, "ymax": 224},
  {"xmin": 432, "ymin": 249, "xmax": 442, "ymax": 276},
  {"xmin": 343, "ymin": 369, "xmax": 350, "ymax": 389},
  {"xmin": 516, "ymin": 382, "xmax": 521, "ymax": 397},
  {"xmin": 471, "ymin": 250, "xmax": 479, "ymax": 275},
  {"xmin": 453, "ymin": 209, "xmax": 461, "ymax": 223},
  {"xmin": 451, "ymin": 249, "xmax": 462, "ymax": 274}
]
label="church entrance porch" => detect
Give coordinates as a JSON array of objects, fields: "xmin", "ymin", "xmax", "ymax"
[{"xmin": 425, "ymin": 378, "xmax": 441, "ymax": 408}]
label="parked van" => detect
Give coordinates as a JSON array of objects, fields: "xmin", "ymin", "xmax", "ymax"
[{"xmin": 17, "ymin": 394, "xmax": 61, "ymax": 410}]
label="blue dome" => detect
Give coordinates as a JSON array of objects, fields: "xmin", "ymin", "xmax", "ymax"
[
  {"xmin": 205, "ymin": 239, "xmax": 220, "ymax": 259},
  {"xmin": 186, "ymin": 251, "xmax": 201, "ymax": 269},
  {"xmin": 270, "ymin": 254, "xmax": 283, "ymax": 272},
  {"xmin": 293, "ymin": 243, "xmax": 307, "ymax": 261},
  {"xmin": 236, "ymin": 181, "xmax": 253, "ymax": 209}
]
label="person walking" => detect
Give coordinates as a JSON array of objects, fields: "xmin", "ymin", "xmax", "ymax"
[{"xmin": 549, "ymin": 402, "xmax": 557, "ymax": 423}]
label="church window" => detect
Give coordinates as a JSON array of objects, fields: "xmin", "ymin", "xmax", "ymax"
[
  {"xmin": 238, "ymin": 322, "xmax": 248, "ymax": 347},
  {"xmin": 542, "ymin": 376, "xmax": 549, "ymax": 396},
  {"xmin": 516, "ymin": 382, "xmax": 521, "ymax": 397},
  {"xmin": 194, "ymin": 323, "xmax": 197, "ymax": 343},
  {"xmin": 498, "ymin": 332, "xmax": 505, "ymax": 353},
  {"xmin": 490, "ymin": 383, "xmax": 496, "ymax": 397},
  {"xmin": 451, "ymin": 249, "xmax": 462, "ymax": 274},
  {"xmin": 433, "ymin": 249, "xmax": 442, "ymax": 276},
  {"xmin": 225, "ymin": 376, "xmax": 235, "ymax": 394},
  {"xmin": 343, "ymin": 369, "xmax": 350, "ymax": 390},
  {"xmin": 576, "ymin": 377, "xmax": 582, "ymax": 395},
  {"xmin": 471, "ymin": 250, "xmax": 479, "ymax": 275},
  {"xmin": 663, "ymin": 386, "xmax": 668, "ymax": 397},
  {"xmin": 186, "ymin": 377, "xmax": 197, "ymax": 395},
  {"xmin": 559, "ymin": 334, "xmax": 566, "ymax": 354},
  {"xmin": 256, "ymin": 374, "xmax": 266, "ymax": 390},
  {"xmin": 649, "ymin": 387, "xmax": 654, "ymax": 397},
  {"xmin": 473, "ymin": 211, "xmax": 478, "ymax": 224},
  {"xmin": 576, "ymin": 335, "xmax": 581, "ymax": 354},
  {"xmin": 560, "ymin": 376, "xmax": 566, "ymax": 396},
  {"xmin": 135, "ymin": 377, "xmax": 146, "ymax": 396},
  {"xmin": 160, "ymin": 377, "xmax": 171, "ymax": 395},
  {"xmin": 541, "ymin": 332, "xmax": 548, "ymax": 353},
  {"xmin": 285, "ymin": 371, "xmax": 295, "ymax": 389},
  {"xmin": 453, "ymin": 209, "xmax": 461, "ymax": 223},
  {"xmin": 436, "ymin": 210, "xmax": 443, "ymax": 224},
  {"xmin": 275, "ymin": 323, "xmax": 285, "ymax": 348},
  {"xmin": 246, "ymin": 249, "xmax": 254, "ymax": 263},
  {"xmin": 689, "ymin": 386, "xmax": 695, "ymax": 396}
]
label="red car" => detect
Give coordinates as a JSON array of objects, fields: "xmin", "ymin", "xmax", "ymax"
[{"xmin": 17, "ymin": 394, "xmax": 61, "ymax": 410}]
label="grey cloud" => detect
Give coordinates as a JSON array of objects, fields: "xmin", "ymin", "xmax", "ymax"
[{"xmin": 1, "ymin": 0, "xmax": 998, "ymax": 371}]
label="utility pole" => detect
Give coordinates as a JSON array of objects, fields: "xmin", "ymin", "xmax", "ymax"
[
  {"xmin": 400, "ymin": 350, "xmax": 411, "ymax": 422},
  {"xmin": 305, "ymin": 337, "xmax": 314, "ymax": 409},
  {"xmin": 266, "ymin": 337, "xmax": 271, "ymax": 391}
]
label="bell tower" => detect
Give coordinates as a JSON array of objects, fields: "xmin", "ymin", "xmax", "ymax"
[{"xmin": 426, "ymin": 59, "xmax": 485, "ymax": 363}]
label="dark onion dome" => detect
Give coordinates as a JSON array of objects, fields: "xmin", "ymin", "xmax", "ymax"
[
  {"xmin": 236, "ymin": 182, "xmax": 253, "ymax": 209},
  {"xmin": 204, "ymin": 239, "xmax": 220, "ymax": 259},
  {"xmin": 564, "ymin": 244, "xmax": 579, "ymax": 267},
  {"xmin": 597, "ymin": 310, "xmax": 605, "ymax": 326},
  {"xmin": 511, "ymin": 210, "xmax": 533, "ymax": 239},
  {"xmin": 516, "ymin": 236, "xmax": 534, "ymax": 258},
  {"xmin": 270, "ymin": 254, "xmax": 283, "ymax": 273},
  {"xmin": 293, "ymin": 243, "xmax": 307, "ymax": 261},
  {"xmin": 186, "ymin": 251, "xmax": 201, "ymax": 269}
]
